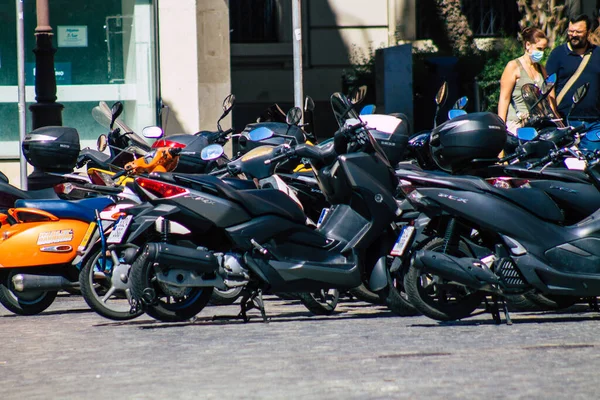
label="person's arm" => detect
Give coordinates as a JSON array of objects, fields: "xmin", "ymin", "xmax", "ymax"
[{"xmin": 498, "ymin": 60, "xmax": 517, "ymax": 123}]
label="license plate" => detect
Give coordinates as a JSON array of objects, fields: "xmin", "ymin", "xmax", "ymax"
[
  {"xmin": 77, "ymin": 222, "xmax": 97, "ymax": 253},
  {"xmin": 107, "ymin": 215, "xmax": 133, "ymax": 244},
  {"xmin": 317, "ymin": 207, "xmax": 330, "ymax": 228},
  {"xmin": 390, "ymin": 226, "xmax": 415, "ymax": 257}
]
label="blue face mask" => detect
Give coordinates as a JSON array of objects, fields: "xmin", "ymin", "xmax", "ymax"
[{"xmin": 530, "ymin": 50, "xmax": 544, "ymax": 63}]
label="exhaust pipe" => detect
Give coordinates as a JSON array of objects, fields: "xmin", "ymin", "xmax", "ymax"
[
  {"xmin": 12, "ymin": 274, "xmax": 78, "ymax": 293},
  {"xmin": 144, "ymin": 242, "xmax": 219, "ymax": 273},
  {"xmin": 412, "ymin": 250, "xmax": 500, "ymax": 289}
]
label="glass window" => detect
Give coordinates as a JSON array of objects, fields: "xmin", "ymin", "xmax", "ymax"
[{"xmin": 0, "ymin": 0, "xmax": 158, "ymax": 157}]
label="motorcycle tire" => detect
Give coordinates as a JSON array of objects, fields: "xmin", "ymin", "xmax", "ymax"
[
  {"xmin": 79, "ymin": 245, "xmax": 144, "ymax": 321},
  {"xmin": 209, "ymin": 287, "xmax": 243, "ymax": 306},
  {"xmin": 379, "ymin": 267, "xmax": 420, "ymax": 317},
  {"xmin": 297, "ymin": 289, "xmax": 339, "ymax": 315},
  {"xmin": 348, "ymin": 283, "xmax": 383, "ymax": 304},
  {"xmin": 0, "ymin": 271, "xmax": 57, "ymax": 315},
  {"xmin": 524, "ymin": 292, "xmax": 580, "ymax": 310},
  {"xmin": 504, "ymin": 294, "xmax": 545, "ymax": 312},
  {"xmin": 404, "ymin": 237, "xmax": 485, "ymax": 321},
  {"xmin": 130, "ymin": 245, "xmax": 213, "ymax": 322}
]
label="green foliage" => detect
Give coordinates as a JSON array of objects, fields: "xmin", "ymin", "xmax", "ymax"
[{"xmin": 476, "ymin": 38, "xmax": 523, "ymax": 112}]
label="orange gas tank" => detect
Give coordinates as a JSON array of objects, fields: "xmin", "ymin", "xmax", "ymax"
[{"xmin": 0, "ymin": 215, "xmax": 91, "ymax": 268}]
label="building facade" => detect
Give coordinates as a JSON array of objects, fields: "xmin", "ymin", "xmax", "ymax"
[{"xmin": 0, "ymin": 0, "xmax": 597, "ymax": 186}]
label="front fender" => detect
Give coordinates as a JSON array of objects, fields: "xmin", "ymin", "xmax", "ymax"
[{"xmin": 368, "ymin": 255, "xmax": 388, "ymax": 292}]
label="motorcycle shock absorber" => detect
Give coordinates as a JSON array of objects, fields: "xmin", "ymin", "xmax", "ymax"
[
  {"xmin": 442, "ymin": 217, "xmax": 458, "ymax": 254},
  {"xmin": 160, "ymin": 217, "xmax": 171, "ymax": 242}
]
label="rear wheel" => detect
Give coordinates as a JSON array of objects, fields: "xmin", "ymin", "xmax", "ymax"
[
  {"xmin": 210, "ymin": 287, "xmax": 244, "ymax": 306},
  {"xmin": 130, "ymin": 245, "xmax": 213, "ymax": 322},
  {"xmin": 404, "ymin": 238, "xmax": 485, "ymax": 321},
  {"xmin": 297, "ymin": 289, "xmax": 339, "ymax": 315},
  {"xmin": 0, "ymin": 271, "xmax": 57, "ymax": 315}
]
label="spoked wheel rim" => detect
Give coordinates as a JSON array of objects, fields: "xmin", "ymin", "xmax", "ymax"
[{"xmin": 84, "ymin": 250, "xmax": 138, "ymax": 317}]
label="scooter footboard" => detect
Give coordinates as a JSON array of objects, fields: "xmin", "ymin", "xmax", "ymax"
[{"xmin": 245, "ymin": 254, "xmax": 361, "ymax": 293}]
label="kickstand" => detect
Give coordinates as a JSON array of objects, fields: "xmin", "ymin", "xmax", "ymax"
[
  {"xmin": 501, "ymin": 298, "xmax": 513, "ymax": 325},
  {"xmin": 212, "ymin": 288, "xmax": 269, "ymax": 323},
  {"xmin": 589, "ymin": 297, "xmax": 599, "ymax": 312},
  {"xmin": 489, "ymin": 295, "xmax": 502, "ymax": 325}
]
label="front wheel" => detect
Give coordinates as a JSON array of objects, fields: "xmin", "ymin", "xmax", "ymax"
[
  {"xmin": 0, "ymin": 271, "xmax": 57, "ymax": 315},
  {"xmin": 79, "ymin": 245, "xmax": 143, "ymax": 321},
  {"xmin": 130, "ymin": 245, "xmax": 213, "ymax": 322},
  {"xmin": 297, "ymin": 289, "xmax": 339, "ymax": 315},
  {"xmin": 404, "ymin": 238, "xmax": 485, "ymax": 321}
]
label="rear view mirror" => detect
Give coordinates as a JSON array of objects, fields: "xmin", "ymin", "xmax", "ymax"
[
  {"xmin": 286, "ymin": 107, "xmax": 303, "ymax": 126},
  {"xmin": 200, "ymin": 144, "xmax": 225, "ymax": 161},
  {"xmin": 573, "ymin": 83, "xmax": 589, "ymax": 105},
  {"xmin": 97, "ymin": 134, "xmax": 108, "ymax": 152},
  {"xmin": 541, "ymin": 73, "xmax": 557, "ymax": 95},
  {"xmin": 516, "ymin": 127, "xmax": 538, "ymax": 141},
  {"xmin": 349, "ymin": 85, "xmax": 367, "ymax": 105},
  {"xmin": 304, "ymin": 96, "xmax": 315, "ymax": 112},
  {"xmin": 248, "ymin": 127, "xmax": 274, "ymax": 142},
  {"xmin": 110, "ymin": 102, "xmax": 123, "ymax": 130},
  {"xmin": 142, "ymin": 126, "xmax": 164, "ymax": 139},
  {"xmin": 453, "ymin": 96, "xmax": 468, "ymax": 110},
  {"xmin": 360, "ymin": 104, "xmax": 376, "ymax": 115},
  {"xmin": 222, "ymin": 94, "xmax": 235, "ymax": 114},
  {"xmin": 217, "ymin": 94, "xmax": 236, "ymax": 132},
  {"xmin": 447, "ymin": 109, "xmax": 467, "ymax": 119},
  {"xmin": 435, "ymin": 82, "xmax": 448, "ymax": 107}
]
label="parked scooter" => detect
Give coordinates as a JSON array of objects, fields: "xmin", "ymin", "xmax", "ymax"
[
  {"xmin": 0, "ymin": 196, "xmax": 115, "ymax": 315},
  {"xmin": 399, "ymin": 123, "xmax": 596, "ymax": 323},
  {"xmin": 110, "ymin": 92, "xmax": 401, "ymax": 323}
]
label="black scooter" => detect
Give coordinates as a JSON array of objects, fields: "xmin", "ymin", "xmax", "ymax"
[
  {"xmin": 110, "ymin": 93, "xmax": 401, "ymax": 322},
  {"xmin": 400, "ymin": 128, "xmax": 600, "ymax": 323}
]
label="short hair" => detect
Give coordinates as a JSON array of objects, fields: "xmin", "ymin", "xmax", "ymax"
[
  {"xmin": 570, "ymin": 14, "xmax": 592, "ymax": 31},
  {"xmin": 521, "ymin": 27, "xmax": 547, "ymax": 46}
]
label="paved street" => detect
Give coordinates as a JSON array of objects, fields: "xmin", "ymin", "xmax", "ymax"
[{"xmin": 2, "ymin": 293, "xmax": 600, "ymax": 399}]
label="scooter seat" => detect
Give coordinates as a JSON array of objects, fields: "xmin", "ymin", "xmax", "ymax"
[
  {"xmin": 14, "ymin": 197, "xmax": 114, "ymax": 222},
  {"xmin": 168, "ymin": 173, "xmax": 306, "ymax": 223}
]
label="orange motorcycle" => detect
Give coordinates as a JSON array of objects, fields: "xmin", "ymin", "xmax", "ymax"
[{"xmin": 0, "ymin": 196, "xmax": 116, "ymax": 315}]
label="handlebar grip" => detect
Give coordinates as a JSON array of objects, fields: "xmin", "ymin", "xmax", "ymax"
[
  {"xmin": 264, "ymin": 152, "xmax": 290, "ymax": 165},
  {"xmin": 169, "ymin": 147, "xmax": 183, "ymax": 156},
  {"xmin": 571, "ymin": 124, "xmax": 588, "ymax": 135},
  {"xmin": 527, "ymin": 154, "xmax": 552, "ymax": 169}
]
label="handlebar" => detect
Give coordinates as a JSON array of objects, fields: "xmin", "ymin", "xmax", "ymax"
[
  {"xmin": 264, "ymin": 150, "xmax": 293, "ymax": 165},
  {"xmin": 83, "ymin": 183, "xmax": 124, "ymax": 194},
  {"xmin": 112, "ymin": 169, "xmax": 127, "ymax": 180}
]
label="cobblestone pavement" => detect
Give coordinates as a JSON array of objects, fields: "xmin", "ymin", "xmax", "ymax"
[{"xmin": 1, "ymin": 293, "xmax": 600, "ymax": 399}]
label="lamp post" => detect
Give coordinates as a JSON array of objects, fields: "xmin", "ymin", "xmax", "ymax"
[{"xmin": 29, "ymin": 0, "xmax": 63, "ymax": 129}]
